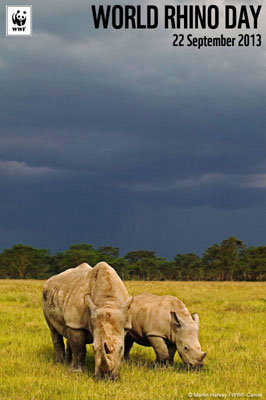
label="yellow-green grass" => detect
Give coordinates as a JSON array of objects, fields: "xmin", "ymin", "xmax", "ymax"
[{"xmin": 0, "ymin": 280, "xmax": 265, "ymax": 400}]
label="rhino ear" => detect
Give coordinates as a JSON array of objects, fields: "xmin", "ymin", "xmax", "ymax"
[
  {"xmin": 170, "ymin": 311, "xmax": 184, "ymax": 329},
  {"xmin": 191, "ymin": 313, "xmax": 200, "ymax": 327},
  {"xmin": 84, "ymin": 295, "xmax": 96, "ymax": 316},
  {"xmin": 124, "ymin": 296, "xmax": 133, "ymax": 312},
  {"xmin": 124, "ymin": 316, "xmax": 132, "ymax": 331},
  {"xmin": 123, "ymin": 296, "xmax": 133, "ymax": 330}
]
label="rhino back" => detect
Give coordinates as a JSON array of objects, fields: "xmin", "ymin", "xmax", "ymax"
[
  {"xmin": 88, "ymin": 262, "xmax": 129, "ymax": 307},
  {"xmin": 130, "ymin": 293, "xmax": 193, "ymax": 340},
  {"xmin": 43, "ymin": 263, "xmax": 93, "ymax": 333}
]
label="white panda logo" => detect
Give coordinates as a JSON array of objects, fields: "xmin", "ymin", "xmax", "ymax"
[{"xmin": 12, "ymin": 10, "xmax": 27, "ymax": 26}]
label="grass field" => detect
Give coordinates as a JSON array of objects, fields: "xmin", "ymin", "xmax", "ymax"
[{"xmin": 0, "ymin": 280, "xmax": 265, "ymax": 400}]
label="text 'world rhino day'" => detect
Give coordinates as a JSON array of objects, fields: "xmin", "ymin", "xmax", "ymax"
[{"xmin": 91, "ymin": 4, "xmax": 262, "ymax": 30}]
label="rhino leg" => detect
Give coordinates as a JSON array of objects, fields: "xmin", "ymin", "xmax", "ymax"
[
  {"xmin": 148, "ymin": 337, "xmax": 170, "ymax": 365},
  {"xmin": 48, "ymin": 324, "xmax": 65, "ymax": 363},
  {"xmin": 167, "ymin": 343, "xmax": 176, "ymax": 365},
  {"xmin": 67, "ymin": 327, "xmax": 87, "ymax": 372},
  {"xmin": 124, "ymin": 334, "xmax": 134, "ymax": 360},
  {"xmin": 65, "ymin": 340, "xmax": 72, "ymax": 364}
]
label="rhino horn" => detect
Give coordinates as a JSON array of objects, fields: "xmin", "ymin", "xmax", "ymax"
[
  {"xmin": 101, "ymin": 341, "xmax": 113, "ymax": 371},
  {"xmin": 103, "ymin": 341, "xmax": 112, "ymax": 354},
  {"xmin": 101, "ymin": 352, "xmax": 110, "ymax": 371}
]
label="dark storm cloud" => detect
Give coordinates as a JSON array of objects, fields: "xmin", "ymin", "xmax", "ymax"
[{"xmin": 0, "ymin": 0, "xmax": 266, "ymax": 256}]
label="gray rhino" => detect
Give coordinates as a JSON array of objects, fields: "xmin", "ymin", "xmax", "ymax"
[
  {"xmin": 124, "ymin": 292, "xmax": 206, "ymax": 368},
  {"xmin": 42, "ymin": 262, "xmax": 132, "ymax": 380}
]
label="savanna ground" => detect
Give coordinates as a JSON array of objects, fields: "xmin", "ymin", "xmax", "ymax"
[{"xmin": 0, "ymin": 281, "xmax": 265, "ymax": 400}]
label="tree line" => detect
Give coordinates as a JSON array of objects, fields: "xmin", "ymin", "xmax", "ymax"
[{"xmin": 0, "ymin": 237, "xmax": 265, "ymax": 281}]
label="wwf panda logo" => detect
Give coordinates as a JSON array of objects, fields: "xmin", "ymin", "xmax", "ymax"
[{"xmin": 12, "ymin": 10, "xmax": 27, "ymax": 26}]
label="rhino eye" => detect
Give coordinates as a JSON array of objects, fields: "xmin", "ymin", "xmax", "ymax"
[{"xmin": 184, "ymin": 346, "xmax": 189, "ymax": 352}]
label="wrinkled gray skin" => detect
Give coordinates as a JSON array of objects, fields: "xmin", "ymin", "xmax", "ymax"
[
  {"xmin": 125, "ymin": 293, "xmax": 206, "ymax": 368},
  {"xmin": 42, "ymin": 262, "xmax": 132, "ymax": 380}
]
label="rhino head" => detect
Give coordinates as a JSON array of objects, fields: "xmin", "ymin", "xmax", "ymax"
[
  {"xmin": 170, "ymin": 311, "xmax": 206, "ymax": 369},
  {"xmin": 85, "ymin": 295, "xmax": 132, "ymax": 380}
]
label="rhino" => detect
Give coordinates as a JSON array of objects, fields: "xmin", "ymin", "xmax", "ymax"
[
  {"xmin": 42, "ymin": 262, "xmax": 132, "ymax": 380},
  {"xmin": 124, "ymin": 292, "xmax": 206, "ymax": 368}
]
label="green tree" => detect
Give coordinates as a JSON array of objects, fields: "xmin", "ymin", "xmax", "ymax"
[
  {"xmin": 98, "ymin": 246, "xmax": 120, "ymax": 259},
  {"xmin": 174, "ymin": 253, "xmax": 201, "ymax": 280},
  {"xmin": 125, "ymin": 250, "xmax": 156, "ymax": 264},
  {"xmin": 220, "ymin": 237, "xmax": 245, "ymax": 281},
  {"xmin": 156, "ymin": 260, "xmax": 179, "ymax": 280},
  {"xmin": 124, "ymin": 250, "xmax": 158, "ymax": 280},
  {"xmin": 244, "ymin": 246, "xmax": 266, "ymax": 281},
  {"xmin": 0, "ymin": 244, "xmax": 51, "ymax": 279},
  {"xmin": 201, "ymin": 243, "xmax": 223, "ymax": 280},
  {"xmin": 110, "ymin": 257, "xmax": 129, "ymax": 280},
  {"xmin": 201, "ymin": 237, "xmax": 245, "ymax": 280},
  {"xmin": 135, "ymin": 258, "xmax": 158, "ymax": 280},
  {"xmin": 56, "ymin": 244, "xmax": 101, "ymax": 272}
]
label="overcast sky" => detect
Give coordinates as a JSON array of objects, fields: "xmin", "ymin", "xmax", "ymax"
[{"xmin": 0, "ymin": 0, "xmax": 266, "ymax": 258}]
